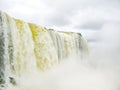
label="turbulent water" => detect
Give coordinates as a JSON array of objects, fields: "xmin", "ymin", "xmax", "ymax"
[{"xmin": 0, "ymin": 11, "xmax": 88, "ymax": 90}]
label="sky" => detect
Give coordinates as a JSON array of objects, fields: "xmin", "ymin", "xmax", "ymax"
[{"xmin": 0, "ymin": 0, "xmax": 120, "ymax": 50}]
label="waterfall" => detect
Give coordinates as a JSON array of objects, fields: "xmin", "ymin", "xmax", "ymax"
[{"xmin": 0, "ymin": 11, "xmax": 88, "ymax": 89}]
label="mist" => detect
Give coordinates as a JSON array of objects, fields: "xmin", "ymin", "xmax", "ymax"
[
  {"xmin": 8, "ymin": 23, "xmax": 120, "ymax": 90},
  {"xmin": 8, "ymin": 56, "xmax": 120, "ymax": 90}
]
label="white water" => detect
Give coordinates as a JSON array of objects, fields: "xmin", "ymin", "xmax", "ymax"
[{"xmin": 0, "ymin": 11, "xmax": 90, "ymax": 90}]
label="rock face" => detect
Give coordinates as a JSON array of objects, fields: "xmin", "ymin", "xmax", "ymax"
[{"xmin": 0, "ymin": 11, "xmax": 88, "ymax": 88}]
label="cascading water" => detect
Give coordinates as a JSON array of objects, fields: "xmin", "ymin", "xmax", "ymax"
[{"xmin": 0, "ymin": 11, "xmax": 88, "ymax": 90}]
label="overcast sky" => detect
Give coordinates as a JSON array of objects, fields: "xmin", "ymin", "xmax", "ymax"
[{"xmin": 0, "ymin": 0, "xmax": 120, "ymax": 46}]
